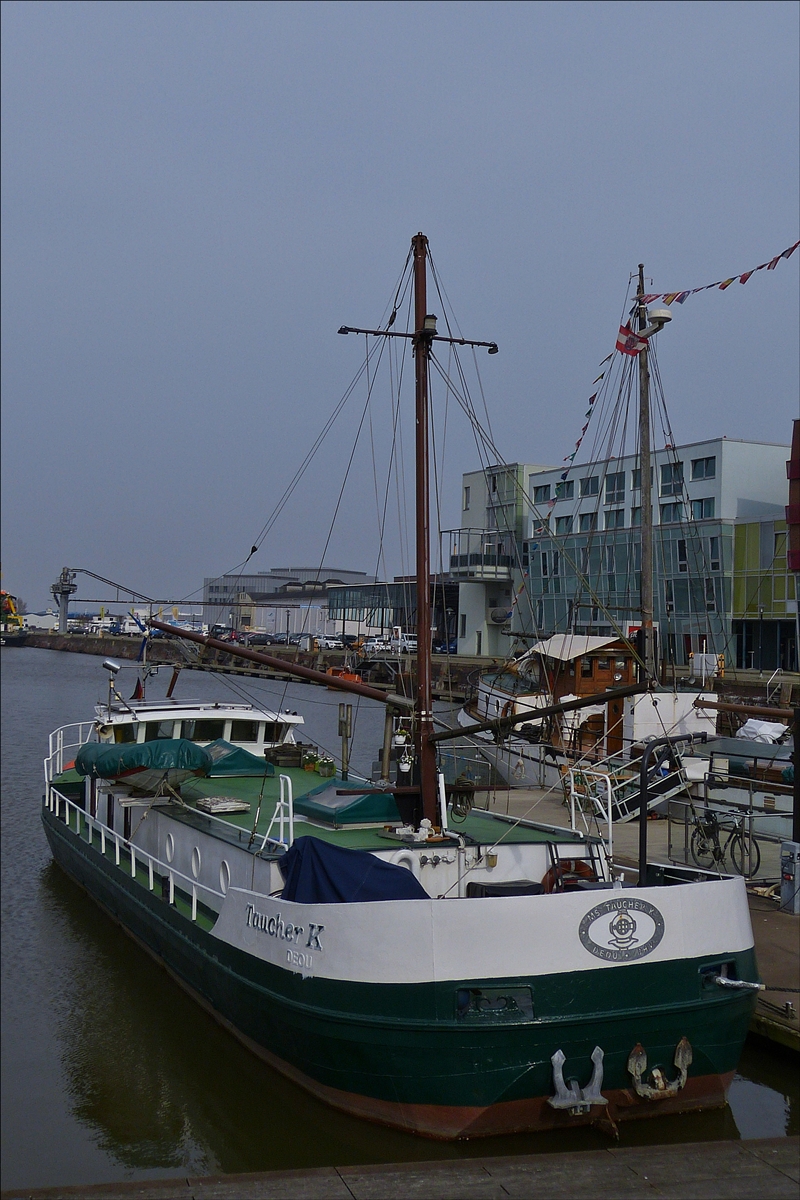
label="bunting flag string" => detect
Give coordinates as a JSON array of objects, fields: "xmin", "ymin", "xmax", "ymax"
[
  {"xmin": 638, "ymin": 239, "xmax": 799, "ymax": 307},
  {"xmin": 545, "ymin": 236, "xmax": 798, "ymax": 509}
]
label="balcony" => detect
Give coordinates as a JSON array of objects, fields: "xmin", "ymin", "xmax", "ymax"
[{"xmin": 443, "ymin": 529, "xmax": 516, "ymax": 580}]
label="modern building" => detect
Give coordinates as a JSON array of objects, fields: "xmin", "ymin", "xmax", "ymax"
[
  {"xmin": 733, "ymin": 516, "xmax": 798, "ymax": 671},
  {"xmin": 202, "ymin": 567, "xmax": 376, "ymax": 636},
  {"xmin": 455, "ymin": 439, "xmax": 792, "ymax": 668}
]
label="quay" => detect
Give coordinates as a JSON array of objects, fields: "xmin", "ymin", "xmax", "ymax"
[{"xmin": 3, "ymin": 1137, "xmax": 797, "ymax": 1199}]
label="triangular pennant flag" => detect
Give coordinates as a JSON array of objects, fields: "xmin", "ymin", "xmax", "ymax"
[
  {"xmin": 592, "ymin": 372, "xmax": 605, "ymax": 384},
  {"xmin": 767, "ymin": 255, "xmax": 781, "ymax": 270},
  {"xmin": 781, "ymin": 241, "xmax": 799, "ymax": 259},
  {"xmin": 739, "ymin": 271, "xmax": 754, "ymax": 285},
  {"xmin": 673, "ymin": 291, "xmax": 690, "ymax": 303},
  {"xmin": 663, "ymin": 292, "xmax": 681, "ymax": 304},
  {"xmin": 588, "ymin": 392, "xmax": 598, "ymax": 404},
  {"xmin": 718, "ymin": 278, "xmax": 736, "ymax": 290},
  {"xmin": 599, "ymin": 352, "xmax": 613, "ymax": 365}
]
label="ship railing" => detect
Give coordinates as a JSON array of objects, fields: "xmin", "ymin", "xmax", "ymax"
[
  {"xmin": 45, "ymin": 786, "xmax": 225, "ymax": 921},
  {"xmin": 666, "ymin": 794, "xmax": 784, "ymax": 883},
  {"xmin": 567, "ymin": 768, "xmax": 614, "ymax": 859},
  {"xmin": 259, "ymin": 774, "xmax": 294, "ymax": 852},
  {"xmin": 44, "ymin": 722, "xmax": 96, "ymax": 787}
]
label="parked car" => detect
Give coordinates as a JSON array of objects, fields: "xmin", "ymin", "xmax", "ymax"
[
  {"xmin": 390, "ymin": 634, "xmax": 417, "ymax": 654},
  {"xmin": 247, "ymin": 633, "xmax": 277, "ymax": 646},
  {"xmin": 433, "ymin": 638, "xmax": 458, "ymax": 654},
  {"xmin": 364, "ymin": 638, "xmax": 391, "ymax": 654},
  {"xmin": 316, "ymin": 635, "xmax": 343, "ymax": 649}
]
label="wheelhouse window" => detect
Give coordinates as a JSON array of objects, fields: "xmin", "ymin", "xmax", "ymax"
[
  {"xmin": 262, "ymin": 722, "xmax": 288, "ymax": 743},
  {"xmin": 183, "ymin": 718, "xmax": 226, "ymax": 742},
  {"xmin": 230, "ymin": 720, "xmax": 259, "ymax": 742},
  {"xmin": 114, "ymin": 723, "xmax": 138, "ymax": 744},
  {"xmin": 144, "ymin": 720, "xmax": 175, "ymax": 741},
  {"xmin": 581, "ymin": 657, "xmax": 593, "ymax": 677}
]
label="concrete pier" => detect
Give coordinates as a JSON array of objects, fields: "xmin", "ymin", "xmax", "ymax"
[{"xmin": 3, "ymin": 1137, "xmax": 797, "ymax": 1199}]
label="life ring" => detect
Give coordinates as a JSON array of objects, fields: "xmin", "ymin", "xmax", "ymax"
[
  {"xmin": 501, "ymin": 700, "xmax": 514, "ymax": 720},
  {"xmin": 541, "ymin": 859, "xmax": 596, "ymax": 893}
]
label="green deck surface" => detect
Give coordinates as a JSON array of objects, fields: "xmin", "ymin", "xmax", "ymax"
[{"xmin": 53, "ymin": 764, "xmax": 584, "ymax": 852}]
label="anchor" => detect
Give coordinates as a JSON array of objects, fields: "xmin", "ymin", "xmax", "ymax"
[
  {"xmin": 627, "ymin": 1036, "xmax": 693, "ymax": 1100},
  {"xmin": 547, "ymin": 1046, "xmax": 609, "ymax": 1114}
]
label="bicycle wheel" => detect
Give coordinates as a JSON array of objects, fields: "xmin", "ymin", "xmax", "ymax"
[
  {"xmin": 690, "ymin": 824, "xmax": 719, "ymax": 870},
  {"xmin": 729, "ymin": 833, "xmax": 761, "ymax": 878}
]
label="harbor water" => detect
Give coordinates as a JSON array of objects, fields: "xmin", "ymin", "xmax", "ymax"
[{"xmin": 1, "ymin": 648, "xmax": 797, "ymax": 1191}]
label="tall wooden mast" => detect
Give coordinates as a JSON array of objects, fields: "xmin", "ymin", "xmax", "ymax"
[
  {"xmin": 636, "ymin": 264, "xmax": 656, "ymax": 681},
  {"xmin": 411, "ymin": 233, "xmax": 438, "ymax": 822}
]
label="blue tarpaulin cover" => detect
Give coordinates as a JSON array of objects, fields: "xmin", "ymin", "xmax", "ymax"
[
  {"xmin": 75, "ymin": 739, "xmax": 212, "ymax": 779},
  {"xmin": 280, "ymin": 836, "xmax": 428, "ymax": 903}
]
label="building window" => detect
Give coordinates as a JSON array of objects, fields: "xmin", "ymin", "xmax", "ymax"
[
  {"xmin": 476, "ymin": 631, "xmax": 482, "ymax": 655},
  {"xmin": 555, "ymin": 515, "xmax": 573, "ymax": 535},
  {"xmin": 491, "ymin": 474, "xmax": 498, "ymax": 494},
  {"xmin": 677, "ymin": 539, "xmax": 688, "ymax": 572},
  {"xmin": 605, "ymin": 472, "xmax": 625, "ymax": 505},
  {"xmin": 664, "ymin": 579, "xmax": 674, "ymax": 611},
  {"xmin": 631, "ymin": 467, "xmax": 641, "ymax": 490},
  {"xmin": 580, "ymin": 476, "xmax": 599, "ymax": 497},
  {"xmin": 660, "ymin": 462, "xmax": 684, "ymax": 496},
  {"xmin": 555, "ymin": 479, "xmax": 574, "ymax": 500},
  {"xmin": 533, "ymin": 484, "xmax": 550, "ymax": 504},
  {"xmin": 579, "ymin": 512, "xmax": 597, "ymax": 532},
  {"xmin": 463, "ymin": 486, "xmax": 470, "ymax": 510},
  {"xmin": 541, "ymin": 552, "xmax": 549, "ymax": 578},
  {"xmin": 691, "ymin": 497, "xmax": 715, "ymax": 521},
  {"xmin": 705, "ymin": 579, "xmax": 716, "ymax": 612},
  {"xmin": 631, "ymin": 506, "xmax": 641, "ymax": 527},
  {"xmin": 774, "ymin": 530, "xmax": 787, "ymax": 558},
  {"xmin": 709, "ymin": 536, "xmax": 720, "ymax": 571},
  {"xmin": 660, "ymin": 502, "xmax": 683, "ymax": 524},
  {"xmin": 552, "ymin": 551, "xmax": 560, "ymax": 577},
  {"xmin": 605, "ymin": 546, "xmax": 616, "ymax": 574},
  {"xmin": 460, "ymin": 614, "xmax": 467, "ymax": 639},
  {"xmin": 605, "ymin": 509, "xmax": 624, "ymax": 530},
  {"xmin": 691, "ymin": 456, "xmax": 716, "ymax": 481}
]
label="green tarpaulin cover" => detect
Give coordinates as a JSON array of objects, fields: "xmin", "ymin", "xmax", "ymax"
[
  {"xmin": 294, "ymin": 781, "xmax": 401, "ymax": 826},
  {"xmin": 75, "ymin": 739, "xmax": 212, "ymax": 779},
  {"xmin": 205, "ymin": 739, "xmax": 274, "ymax": 777}
]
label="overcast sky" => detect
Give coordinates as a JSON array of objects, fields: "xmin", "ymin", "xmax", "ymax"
[{"xmin": 2, "ymin": 0, "xmax": 798, "ymax": 610}]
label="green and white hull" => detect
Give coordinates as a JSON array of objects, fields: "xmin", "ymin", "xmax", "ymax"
[{"xmin": 42, "ymin": 762, "xmax": 758, "ymax": 1139}]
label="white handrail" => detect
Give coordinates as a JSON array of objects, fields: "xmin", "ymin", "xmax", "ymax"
[
  {"xmin": 259, "ymin": 773, "xmax": 294, "ymax": 852},
  {"xmin": 45, "ymin": 788, "xmax": 225, "ymax": 916},
  {"xmin": 568, "ymin": 768, "xmax": 614, "ymax": 859}
]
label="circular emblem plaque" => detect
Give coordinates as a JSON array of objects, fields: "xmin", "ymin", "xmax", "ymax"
[{"xmin": 578, "ymin": 897, "xmax": 665, "ymax": 962}]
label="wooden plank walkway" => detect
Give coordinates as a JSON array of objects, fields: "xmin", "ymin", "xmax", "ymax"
[{"xmin": 4, "ymin": 1137, "xmax": 797, "ymax": 1199}]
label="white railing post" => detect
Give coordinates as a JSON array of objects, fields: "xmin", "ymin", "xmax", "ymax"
[
  {"xmin": 192, "ymin": 885, "xmax": 197, "ymax": 921},
  {"xmin": 130, "ymin": 845, "xmax": 136, "ymax": 878},
  {"xmin": 115, "ymin": 835, "xmax": 120, "ymax": 866},
  {"xmin": 169, "ymin": 872, "xmax": 174, "ymax": 905},
  {"xmin": 148, "ymin": 858, "xmax": 154, "ymax": 891}
]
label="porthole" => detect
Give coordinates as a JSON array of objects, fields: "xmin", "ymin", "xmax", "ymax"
[
  {"xmin": 219, "ymin": 860, "xmax": 230, "ymax": 895},
  {"xmin": 165, "ymin": 833, "xmax": 175, "ymax": 863},
  {"xmin": 191, "ymin": 846, "xmax": 201, "ymax": 879}
]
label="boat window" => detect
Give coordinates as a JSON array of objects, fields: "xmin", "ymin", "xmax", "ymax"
[
  {"xmin": 581, "ymin": 658, "xmax": 593, "ymax": 677},
  {"xmin": 456, "ymin": 987, "xmax": 533, "ymax": 1021},
  {"xmin": 144, "ymin": 720, "xmax": 175, "ymax": 741},
  {"xmin": 230, "ymin": 720, "xmax": 259, "ymax": 742},
  {"xmin": 114, "ymin": 724, "xmax": 138, "ymax": 744},
  {"xmin": 597, "ymin": 658, "xmax": 610, "ymax": 671},
  {"xmin": 263, "ymin": 722, "xmax": 288, "ymax": 743},
  {"xmin": 615, "ymin": 659, "xmax": 627, "ymax": 671},
  {"xmin": 183, "ymin": 719, "xmax": 226, "ymax": 742}
]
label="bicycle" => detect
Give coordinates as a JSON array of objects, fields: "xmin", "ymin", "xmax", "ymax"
[{"xmin": 689, "ymin": 808, "xmax": 761, "ymax": 877}]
